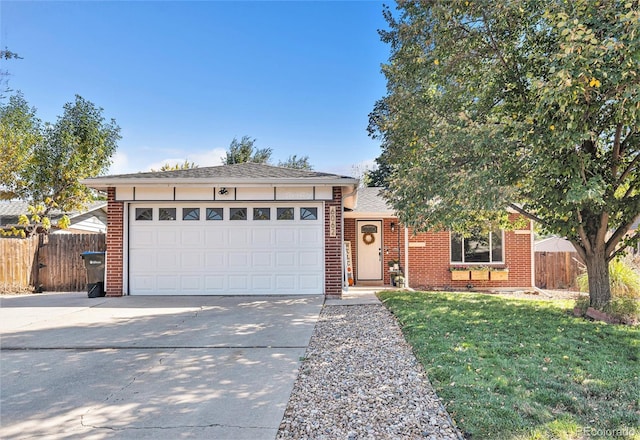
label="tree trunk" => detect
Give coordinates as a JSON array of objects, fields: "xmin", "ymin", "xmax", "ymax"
[{"xmin": 583, "ymin": 249, "xmax": 611, "ymax": 310}]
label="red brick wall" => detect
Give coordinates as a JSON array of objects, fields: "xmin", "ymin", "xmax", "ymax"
[
  {"xmin": 105, "ymin": 188, "xmax": 124, "ymax": 296},
  {"xmin": 324, "ymin": 187, "xmax": 343, "ymax": 298},
  {"xmin": 348, "ymin": 213, "xmax": 532, "ymax": 290},
  {"xmin": 407, "ymin": 215, "xmax": 533, "ymax": 289}
]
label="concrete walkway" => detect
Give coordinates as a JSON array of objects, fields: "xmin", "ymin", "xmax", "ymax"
[{"xmin": 0, "ymin": 293, "xmax": 323, "ymax": 440}]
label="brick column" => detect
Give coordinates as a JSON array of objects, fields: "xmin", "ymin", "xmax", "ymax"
[
  {"xmin": 324, "ymin": 186, "xmax": 343, "ymax": 298},
  {"xmin": 106, "ymin": 188, "xmax": 124, "ymax": 296}
]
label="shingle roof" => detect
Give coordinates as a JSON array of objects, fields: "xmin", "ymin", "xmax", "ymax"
[
  {"xmin": 84, "ymin": 162, "xmax": 356, "ymax": 183},
  {"xmin": 352, "ymin": 187, "xmax": 394, "ymax": 214}
]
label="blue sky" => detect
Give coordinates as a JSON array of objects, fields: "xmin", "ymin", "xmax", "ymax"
[{"xmin": 1, "ymin": 1, "xmax": 391, "ymax": 177}]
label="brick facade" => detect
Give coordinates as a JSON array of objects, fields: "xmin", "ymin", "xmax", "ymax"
[
  {"xmin": 346, "ymin": 214, "xmax": 533, "ymax": 290},
  {"xmin": 105, "ymin": 188, "xmax": 124, "ymax": 296},
  {"xmin": 324, "ymin": 186, "xmax": 343, "ymax": 298}
]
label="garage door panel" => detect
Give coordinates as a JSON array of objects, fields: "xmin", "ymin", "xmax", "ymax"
[
  {"xmin": 275, "ymin": 275, "xmax": 296, "ymax": 290},
  {"xmin": 157, "ymin": 275, "xmax": 179, "ymax": 292},
  {"xmin": 228, "ymin": 275, "xmax": 248, "ymax": 290},
  {"xmin": 157, "ymin": 253, "xmax": 178, "ymax": 270},
  {"xmin": 252, "ymin": 229, "xmax": 273, "ymax": 246},
  {"xmin": 181, "ymin": 253, "xmax": 204, "ymax": 270},
  {"xmin": 158, "ymin": 229, "xmax": 179, "ymax": 246},
  {"xmin": 252, "ymin": 252, "xmax": 272, "ymax": 267},
  {"xmin": 205, "ymin": 252, "xmax": 225, "ymax": 266},
  {"xmin": 275, "ymin": 229, "xmax": 296, "ymax": 244},
  {"xmin": 276, "ymin": 252, "xmax": 296, "ymax": 267},
  {"xmin": 131, "ymin": 275, "xmax": 155, "ymax": 292},
  {"xmin": 130, "ymin": 229, "xmax": 155, "ymax": 247},
  {"xmin": 181, "ymin": 230, "xmax": 202, "ymax": 246},
  {"xmin": 129, "ymin": 203, "xmax": 324, "ymax": 295},
  {"xmin": 251, "ymin": 275, "xmax": 272, "ymax": 290},
  {"xmin": 299, "ymin": 228, "xmax": 322, "ymax": 245},
  {"xmin": 204, "ymin": 275, "xmax": 225, "ymax": 291},
  {"xmin": 181, "ymin": 276, "xmax": 202, "ymax": 292},
  {"xmin": 300, "ymin": 274, "xmax": 322, "ymax": 290},
  {"xmin": 299, "ymin": 251, "xmax": 321, "ymax": 267},
  {"xmin": 228, "ymin": 252, "xmax": 249, "ymax": 268},
  {"xmin": 228, "ymin": 229, "xmax": 250, "ymax": 246},
  {"xmin": 205, "ymin": 229, "xmax": 226, "ymax": 246}
]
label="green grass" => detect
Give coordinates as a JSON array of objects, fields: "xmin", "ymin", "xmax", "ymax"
[{"xmin": 378, "ymin": 291, "xmax": 640, "ymax": 440}]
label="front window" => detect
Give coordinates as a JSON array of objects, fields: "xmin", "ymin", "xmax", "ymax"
[{"xmin": 451, "ymin": 230, "xmax": 503, "ymax": 263}]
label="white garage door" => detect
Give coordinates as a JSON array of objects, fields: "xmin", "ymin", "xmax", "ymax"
[{"xmin": 128, "ymin": 203, "xmax": 324, "ymax": 295}]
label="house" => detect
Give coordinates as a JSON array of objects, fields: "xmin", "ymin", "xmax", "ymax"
[
  {"xmin": 81, "ymin": 163, "xmax": 533, "ymax": 297},
  {"xmin": 0, "ymin": 200, "xmax": 107, "ymax": 234},
  {"xmin": 345, "ymin": 187, "xmax": 534, "ymax": 291}
]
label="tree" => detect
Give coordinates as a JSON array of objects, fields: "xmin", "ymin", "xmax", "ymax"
[
  {"xmin": 151, "ymin": 160, "xmax": 198, "ymax": 172},
  {"xmin": 278, "ymin": 154, "xmax": 313, "ymax": 170},
  {"xmin": 1, "ymin": 94, "xmax": 120, "ymax": 232},
  {"xmin": 369, "ymin": 1, "xmax": 640, "ymax": 310},
  {"xmin": 1, "ymin": 48, "xmax": 21, "ymax": 100},
  {"xmin": 0, "ymin": 93, "xmax": 40, "ymax": 200},
  {"xmin": 222, "ymin": 136, "xmax": 272, "ymax": 165}
]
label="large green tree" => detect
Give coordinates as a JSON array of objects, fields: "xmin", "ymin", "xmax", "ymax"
[
  {"xmin": 1, "ymin": 94, "xmax": 120, "ymax": 219},
  {"xmin": 222, "ymin": 135, "xmax": 272, "ymax": 164},
  {"xmin": 369, "ymin": 0, "xmax": 640, "ymax": 309}
]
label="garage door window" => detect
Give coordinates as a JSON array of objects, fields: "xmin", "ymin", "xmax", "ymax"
[
  {"xmin": 206, "ymin": 207, "xmax": 223, "ymax": 221},
  {"xmin": 277, "ymin": 207, "xmax": 294, "ymax": 220},
  {"xmin": 159, "ymin": 208, "xmax": 176, "ymax": 221},
  {"xmin": 183, "ymin": 208, "xmax": 200, "ymax": 221},
  {"xmin": 301, "ymin": 207, "xmax": 318, "ymax": 220},
  {"xmin": 230, "ymin": 207, "xmax": 247, "ymax": 220},
  {"xmin": 253, "ymin": 207, "xmax": 271, "ymax": 220},
  {"xmin": 135, "ymin": 208, "xmax": 153, "ymax": 221}
]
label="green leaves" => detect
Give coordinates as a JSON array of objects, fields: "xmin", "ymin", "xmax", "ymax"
[
  {"xmin": 1, "ymin": 93, "xmax": 120, "ymax": 234},
  {"xmin": 371, "ymin": 0, "xmax": 640, "ymax": 307}
]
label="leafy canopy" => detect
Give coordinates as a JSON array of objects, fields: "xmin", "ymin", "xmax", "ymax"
[
  {"xmin": 370, "ymin": 0, "xmax": 639, "ymax": 257},
  {"xmin": 1, "ymin": 93, "xmax": 120, "ymax": 232},
  {"xmin": 222, "ymin": 136, "xmax": 272, "ymax": 165},
  {"xmin": 278, "ymin": 154, "xmax": 313, "ymax": 170}
]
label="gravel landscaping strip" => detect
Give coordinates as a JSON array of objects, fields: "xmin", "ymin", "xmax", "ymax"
[{"xmin": 277, "ymin": 304, "xmax": 463, "ymax": 440}]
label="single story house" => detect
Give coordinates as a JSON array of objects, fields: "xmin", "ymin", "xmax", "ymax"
[
  {"xmin": 0, "ymin": 200, "xmax": 107, "ymax": 234},
  {"xmin": 82, "ymin": 163, "xmax": 533, "ymax": 297}
]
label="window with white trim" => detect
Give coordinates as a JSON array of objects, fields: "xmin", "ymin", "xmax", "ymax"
[{"xmin": 451, "ymin": 230, "xmax": 503, "ymax": 263}]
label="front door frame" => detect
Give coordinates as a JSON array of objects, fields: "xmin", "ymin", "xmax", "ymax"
[{"xmin": 356, "ymin": 219, "xmax": 383, "ymax": 282}]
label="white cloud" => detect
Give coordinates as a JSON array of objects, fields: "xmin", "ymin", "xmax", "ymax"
[{"xmin": 108, "ymin": 151, "xmax": 133, "ymax": 175}]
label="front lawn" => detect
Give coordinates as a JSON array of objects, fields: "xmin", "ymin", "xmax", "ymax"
[{"xmin": 379, "ymin": 291, "xmax": 639, "ymax": 440}]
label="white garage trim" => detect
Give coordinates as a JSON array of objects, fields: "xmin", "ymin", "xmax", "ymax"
[{"xmin": 126, "ymin": 202, "xmax": 324, "ymax": 295}]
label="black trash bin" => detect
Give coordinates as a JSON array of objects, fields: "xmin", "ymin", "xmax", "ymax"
[{"xmin": 81, "ymin": 251, "xmax": 106, "ymax": 298}]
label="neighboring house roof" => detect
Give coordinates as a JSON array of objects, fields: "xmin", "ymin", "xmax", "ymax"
[
  {"xmin": 535, "ymin": 236, "xmax": 576, "ymax": 253},
  {"xmin": 0, "ymin": 201, "xmax": 107, "ymax": 232},
  {"xmin": 82, "ymin": 162, "xmax": 359, "ymax": 188},
  {"xmin": 347, "ymin": 186, "xmax": 395, "ymax": 216}
]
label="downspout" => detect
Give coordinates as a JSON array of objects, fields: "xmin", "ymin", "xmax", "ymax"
[{"xmin": 530, "ymin": 219, "xmax": 535, "ymax": 288}]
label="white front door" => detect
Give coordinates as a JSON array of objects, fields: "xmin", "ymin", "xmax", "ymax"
[{"xmin": 356, "ymin": 220, "xmax": 382, "ymax": 281}]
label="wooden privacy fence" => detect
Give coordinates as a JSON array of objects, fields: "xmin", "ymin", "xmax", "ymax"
[
  {"xmin": 535, "ymin": 251, "xmax": 583, "ymax": 290},
  {"xmin": 0, "ymin": 234, "xmax": 106, "ymax": 293}
]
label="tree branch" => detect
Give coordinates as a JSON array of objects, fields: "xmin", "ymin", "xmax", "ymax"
[
  {"xmin": 605, "ymin": 217, "xmax": 636, "ymax": 258},
  {"xmin": 616, "ymin": 151, "xmax": 640, "ymax": 188},
  {"xmin": 576, "ymin": 210, "xmax": 593, "ymax": 255}
]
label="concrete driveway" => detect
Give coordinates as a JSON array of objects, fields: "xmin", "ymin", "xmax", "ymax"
[{"xmin": 0, "ymin": 293, "xmax": 323, "ymax": 440}]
